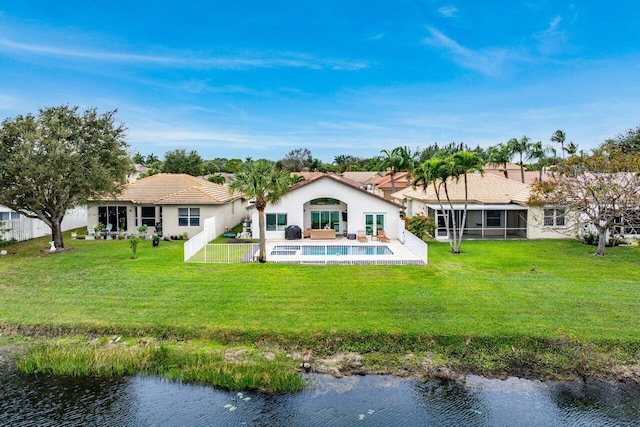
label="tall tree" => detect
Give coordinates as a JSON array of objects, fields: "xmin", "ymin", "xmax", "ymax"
[
  {"xmin": 565, "ymin": 142, "xmax": 579, "ymax": 157},
  {"xmin": 507, "ymin": 136, "xmax": 531, "ymax": 183},
  {"xmin": 0, "ymin": 106, "xmax": 130, "ymax": 248},
  {"xmin": 487, "ymin": 143, "xmax": 512, "ymax": 179},
  {"xmin": 229, "ymin": 160, "xmax": 294, "ymax": 263},
  {"xmin": 528, "ymin": 141, "xmax": 553, "ymax": 182},
  {"xmin": 603, "ymin": 124, "xmax": 640, "ymax": 154},
  {"xmin": 412, "ymin": 151, "xmax": 483, "ymax": 254},
  {"xmin": 530, "ymin": 154, "xmax": 640, "ymax": 255},
  {"xmin": 378, "ymin": 146, "xmax": 415, "ymax": 194},
  {"xmin": 551, "ymin": 130, "xmax": 566, "ymax": 159},
  {"xmin": 280, "ymin": 148, "xmax": 313, "ymax": 172},
  {"xmin": 162, "ymin": 149, "xmax": 204, "ymax": 176}
]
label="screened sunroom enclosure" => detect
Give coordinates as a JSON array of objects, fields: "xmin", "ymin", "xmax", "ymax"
[{"xmin": 427, "ymin": 205, "xmax": 528, "ymax": 240}]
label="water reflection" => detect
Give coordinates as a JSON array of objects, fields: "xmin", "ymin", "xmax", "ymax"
[{"xmin": 1, "ymin": 368, "xmax": 639, "ymax": 426}]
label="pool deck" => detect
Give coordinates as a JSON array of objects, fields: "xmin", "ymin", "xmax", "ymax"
[{"xmin": 265, "ymin": 236, "xmax": 425, "ymax": 265}]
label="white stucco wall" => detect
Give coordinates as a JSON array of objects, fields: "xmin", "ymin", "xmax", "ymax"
[
  {"xmin": 251, "ymin": 178, "xmax": 403, "ymax": 240},
  {"xmin": 1, "ymin": 205, "xmax": 87, "ymax": 241},
  {"xmin": 527, "ymin": 206, "xmax": 577, "ymax": 240},
  {"xmin": 87, "ymin": 199, "xmax": 246, "ymax": 239}
]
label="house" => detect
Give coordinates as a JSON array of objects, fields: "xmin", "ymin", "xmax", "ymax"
[
  {"xmin": 393, "ymin": 173, "xmax": 568, "ymax": 240},
  {"xmin": 341, "ymin": 171, "xmax": 382, "ymax": 192},
  {"xmin": 1, "ymin": 205, "xmax": 87, "ymax": 242},
  {"xmin": 372, "ymin": 172, "xmax": 410, "ymax": 200},
  {"xmin": 87, "ymin": 173, "xmax": 246, "ymax": 238},
  {"xmin": 250, "ymin": 174, "xmax": 405, "ymax": 240}
]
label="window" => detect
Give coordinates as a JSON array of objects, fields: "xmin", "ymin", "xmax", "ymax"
[
  {"xmin": 98, "ymin": 206, "xmax": 127, "ymax": 230},
  {"xmin": 486, "ymin": 210, "xmax": 501, "ymax": 227},
  {"xmin": 178, "ymin": 208, "xmax": 200, "ymax": 227},
  {"xmin": 544, "ymin": 208, "xmax": 566, "ymax": 227},
  {"xmin": 141, "ymin": 206, "xmax": 156, "ymax": 227},
  {"xmin": 0, "ymin": 212, "xmax": 20, "ymax": 221},
  {"xmin": 266, "ymin": 213, "xmax": 287, "ymax": 231}
]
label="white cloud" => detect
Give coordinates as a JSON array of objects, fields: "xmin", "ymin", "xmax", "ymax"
[
  {"xmin": 438, "ymin": 6, "xmax": 458, "ymax": 18},
  {"xmin": 422, "ymin": 27, "xmax": 515, "ymax": 76},
  {"xmin": 0, "ymin": 38, "xmax": 368, "ymax": 71},
  {"xmin": 533, "ymin": 16, "xmax": 568, "ymax": 56}
]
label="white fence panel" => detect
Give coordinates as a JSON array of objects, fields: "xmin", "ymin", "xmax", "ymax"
[
  {"xmin": 187, "ymin": 243, "xmax": 259, "ymax": 264},
  {"xmin": 184, "ymin": 217, "xmax": 216, "ymax": 262},
  {"xmin": 401, "ymin": 229, "xmax": 429, "ymax": 265}
]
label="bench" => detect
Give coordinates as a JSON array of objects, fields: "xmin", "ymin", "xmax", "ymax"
[{"xmin": 309, "ymin": 229, "xmax": 336, "ymax": 239}]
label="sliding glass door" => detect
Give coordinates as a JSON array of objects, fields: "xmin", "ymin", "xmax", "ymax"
[{"xmin": 311, "ymin": 211, "xmax": 340, "ymax": 231}]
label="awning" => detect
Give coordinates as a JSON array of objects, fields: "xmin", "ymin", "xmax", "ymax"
[{"xmin": 426, "ymin": 204, "xmax": 528, "ymax": 211}]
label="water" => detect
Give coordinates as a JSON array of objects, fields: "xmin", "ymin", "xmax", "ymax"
[
  {"xmin": 1, "ymin": 369, "xmax": 639, "ymax": 426},
  {"xmin": 270, "ymin": 245, "xmax": 393, "ymax": 256}
]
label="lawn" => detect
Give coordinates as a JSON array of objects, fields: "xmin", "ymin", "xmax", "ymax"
[
  {"xmin": 1, "ymin": 232, "xmax": 638, "ymax": 343},
  {"xmin": 0, "ymin": 234, "xmax": 640, "ymax": 389}
]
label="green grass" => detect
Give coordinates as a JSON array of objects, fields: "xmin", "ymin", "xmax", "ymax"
[{"xmin": 1, "ymin": 230, "xmax": 639, "ymax": 387}]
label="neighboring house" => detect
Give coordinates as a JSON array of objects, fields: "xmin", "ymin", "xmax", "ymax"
[
  {"xmin": 373, "ymin": 172, "xmax": 410, "ymax": 200},
  {"xmin": 250, "ymin": 174, "xmax": 405, "ymax": 240},
  {"xmin": 87, "ymin": 173, "xmax": 246, "ymax": 238},
  {"xmin": 393, "ymin": 173, "xmax": 568, "ymax": 240},
  {"xmin": 0, "ymin": 205, "xmax": 87, "ymax": 242},
  {"xmin": 341, "ymin": 171, "xmax": 381, "ymax": 192}
]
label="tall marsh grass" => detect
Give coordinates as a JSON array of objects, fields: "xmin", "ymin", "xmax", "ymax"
[{"xmin": 16, "ymin": 341, "xmax": 304, "ymax": 393}]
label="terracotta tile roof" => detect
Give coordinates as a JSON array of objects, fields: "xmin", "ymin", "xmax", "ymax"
[
  {"xmin": 396, "ymin": 173, "xmax": 531, "ymax": 205},
  {"xmin": 374, "ymin": 172, "xmax": 410, "ymax": 189},
  {"xmin": 486, "ymin": 170, "xmax": 553, "ymax": 185},
  {"xmin": 289, "ymin": 174, "xmax": 404, "ymax": 208},
  {"xmin": 111, "ymin": 173, "xmax": 244, "ymax": 204},
  {"xmin": 341, "ymin": 171, "xmax": 380, "ymax": 184},
  {"xmin": 294, "ymin": 172, "xmax": 362, "ymax": 189}
]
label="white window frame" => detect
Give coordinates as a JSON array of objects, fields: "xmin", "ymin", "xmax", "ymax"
[
  {"xmin": 543, "ymin": 207, "xmax": 566, "ymax": 227},
  {"xmin": 266, "ymin": 213, "xmax": 287, "ymax": 231},
  {"xmin": 178, "ymin": 207, "xmax": 200, "ymax": 227}
]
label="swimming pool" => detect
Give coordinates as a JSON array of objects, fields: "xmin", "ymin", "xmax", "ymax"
[{"xmin": 270, "ymin": 244, "xmax": 394, "ymax": 256}]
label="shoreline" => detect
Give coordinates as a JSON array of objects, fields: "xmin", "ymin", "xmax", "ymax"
[{"xmin": 2, "ymin": 331, "xmax": 639, "ymax": 391}]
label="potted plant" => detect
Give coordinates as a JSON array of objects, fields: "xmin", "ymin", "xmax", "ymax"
[
  {"xmin": 94, "ymin": 222, "xmax": 104, "ymax": 239},
  {"xmin": 138, "ymin": 224, "xmax": 148, "ymax": 239}
]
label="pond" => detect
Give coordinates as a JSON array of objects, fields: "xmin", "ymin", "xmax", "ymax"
[{"xmin": 1, "ymin": 368, "xmax": 639, "ymax": 426}]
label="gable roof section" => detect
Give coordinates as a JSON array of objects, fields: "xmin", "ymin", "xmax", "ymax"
[
  {"xmin": 108, "ymin": 173, "xmax": 244, "ymax": 205},
  {"xmin": 398, "ymin": 173, "xmax": 531, "ymax": 206},
  {"xmin": 289, "ymin": 174, "xmax": 404, "ymax": 208},
  {"xmin": 374, "ymin": 172, "xmax": 410, "ymax": 190}
]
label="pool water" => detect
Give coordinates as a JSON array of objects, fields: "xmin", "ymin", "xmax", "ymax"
[{"xmin": 270, "ymin": 245, "xmax": 394, "ymax": 256}]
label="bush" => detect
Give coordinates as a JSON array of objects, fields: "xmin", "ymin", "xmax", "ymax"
[
  {"xmin": 405, "ymin": 214, "xmax": 436, "ymax": 240},
  {"xmin": 580, "ymin": 231, "xmax": 625, "ymax": 247}
]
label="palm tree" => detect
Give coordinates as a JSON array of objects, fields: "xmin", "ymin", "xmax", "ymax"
[
  {"xmin": 565, "ymin": 142, "xmax": 578, "ymax": 157},
  {"xmin": 487, "ymin": 143, "xmax": 511, "ymax": 179},
  {"xmin": 207, "ymin": 173, "xmax": 225, "ymax": 184},
  {"xmin": 507, "ymin": 136, "xmax": 531, "ymax": 183},
  {"xmin": 413, "ymin": 157, "xmax": 455, "ymax": 250},
  {"xmin": 551, "ymin": 130, "xmax": 566, "ymax": 159},
  {"xmin": 412, "ymin": 151, "xmax": 482, "ymax": 254},
  {"xmin": 528, "ymin": 141, "xmax": 550, "ymax": 182},
  {"xmin": 451, "ymin": 151, "xmax": 484, "ymax": 252},
  {"xmin": 378, "ymin": 146, "xmax": 415, "ymax": 194},
  {"xmin": 229, "ymin": 160, "xmax": 293, "ymax": 263}
]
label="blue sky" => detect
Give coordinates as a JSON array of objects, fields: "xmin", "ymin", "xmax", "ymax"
[{"xmin": 1, "ymin": 1, "xmax": 639, "ymax": 162}]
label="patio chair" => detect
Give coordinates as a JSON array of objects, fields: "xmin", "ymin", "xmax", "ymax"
[
  {"xmin": 357, "ymin": 230, "xmax": 368, "ymax": 242},
  {"xmin": 377, "ymin": 229, "xmax": 390, "ymax": 242}
]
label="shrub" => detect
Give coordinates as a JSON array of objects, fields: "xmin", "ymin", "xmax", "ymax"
[
  {"xmin": 129, "ymin": 236, "xmax": 139, "ymax": 259},
  {"xmin": 405, "ymin": 214, "xmax": 436, "ymax": 240}
]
